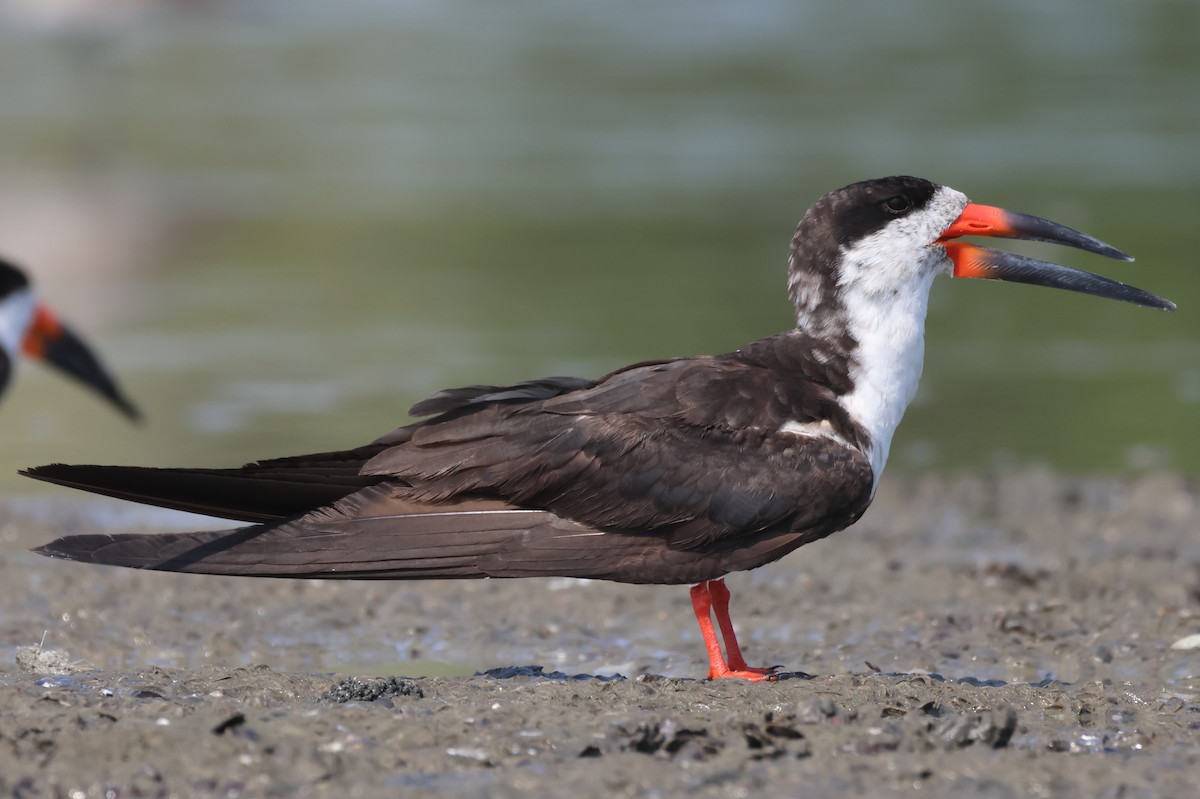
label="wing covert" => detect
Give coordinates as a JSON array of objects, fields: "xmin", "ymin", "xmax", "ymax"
[{"xmin": 364, "ymin": 355, "xmax": 874, "ymax": 552}]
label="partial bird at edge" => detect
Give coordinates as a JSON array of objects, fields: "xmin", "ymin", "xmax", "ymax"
[{"xmin": 0, "ymin": 258, "xmax": 140, "ymax": 421}]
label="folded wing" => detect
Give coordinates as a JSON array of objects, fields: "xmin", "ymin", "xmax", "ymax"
[{"xmin": 28, "ymin": 338, "xmax": 874, "ymax": 585}]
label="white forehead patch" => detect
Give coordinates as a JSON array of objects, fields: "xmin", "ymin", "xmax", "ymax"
[{"xmin": 0, "ymin": 288, "xmax": 35, "ymax": 357}]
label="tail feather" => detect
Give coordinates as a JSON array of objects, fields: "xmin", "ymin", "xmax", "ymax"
[
  {"xmin": 31, "ymin": 482, "xmax": 686, "ymax": 582},
  {"xmin": 21, "ymin": 446, "xmax": 388, "ymax": 523},
  {"xmin": 33, "ymin": 483, "xmax": 578, "ymax": 579},
  {"xmin": 32, "ymin": 524, "xmax": 507, "ymax": 579}
]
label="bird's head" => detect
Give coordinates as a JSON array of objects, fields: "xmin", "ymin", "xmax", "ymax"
[{"xmin": 788, "ymin": 176, "xmax": 1174, "ymax": 332}]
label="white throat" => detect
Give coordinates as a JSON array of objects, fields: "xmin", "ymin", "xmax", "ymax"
[
  {"xmin": 833, "ymin": 186, "xmax": 967, "ymax": 490},
  {"xmin": 838, "ymin": 268, "xmax": 935, "ymax": 490}
]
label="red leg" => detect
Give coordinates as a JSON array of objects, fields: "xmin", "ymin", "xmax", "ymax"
[
  {"xmin": 707, "ymin": 578, "xmax": 778, "ymax": 676},
  {"xmin": 689, "ymin": 580, "xmax": 776, "ymax": 681}
]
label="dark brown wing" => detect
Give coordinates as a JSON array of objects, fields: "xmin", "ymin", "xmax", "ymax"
[
  {"xmin": 366, "ymin": 352, "xmax": 872, "ymax": 551},
  {"xmin": 29, "ymin": 333, "xmax": 874, "ymax": 584},
  {"xmin": 34, "ymin": 439, "xmax": 865, "ymax": 586},
  {"xmin": 406, "ymin": 375, "xmax": 597, "ymax": 417},
  {"xmin": 21, "ymin": 374, "xmax": 607, "ymax": 524}
]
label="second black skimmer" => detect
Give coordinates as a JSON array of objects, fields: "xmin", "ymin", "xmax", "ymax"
[
  {"xmin": 0, "ymin": 258, "xmax": 139, "ymax": 420},
  {"xmin": 27, "ymin": 177, "xmax": 1173, "ymax": 680}
]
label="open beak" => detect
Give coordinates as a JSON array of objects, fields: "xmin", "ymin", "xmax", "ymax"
[
  {"xmin": 21, "ymin": 304, "xmax": 141, "ymax": 421},
  {"xmin": 937, "ymin": 203, "xmax": 1175, "ymax": 311}
]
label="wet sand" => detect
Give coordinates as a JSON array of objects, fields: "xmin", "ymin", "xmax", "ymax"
[{"xmin": 1, "ymin": 471, "xmax": 1198, "ymax": 797}]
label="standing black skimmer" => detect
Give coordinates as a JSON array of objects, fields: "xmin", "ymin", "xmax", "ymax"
[
  {"xmin": 27, "ymin": 177, "xmax": 1173, "ymax": 680},
  {"xmin": 0, "ymin": 259, "xmax": 139, "ymax": 420}
]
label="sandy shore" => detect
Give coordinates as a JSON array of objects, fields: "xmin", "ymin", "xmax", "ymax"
[{"xmin": 1, "ymin": 470, "xmax": 1198, "ymax": 797}]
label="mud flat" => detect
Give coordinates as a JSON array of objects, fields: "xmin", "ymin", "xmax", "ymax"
[{"xmin": 1, "ymin": 470, "xmax": 1198, "ymax": 797}]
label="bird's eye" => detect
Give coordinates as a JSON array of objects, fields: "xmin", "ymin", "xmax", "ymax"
[{"xmin": 884, "ymin": 195, "xmax": 911, "ymax": 214}]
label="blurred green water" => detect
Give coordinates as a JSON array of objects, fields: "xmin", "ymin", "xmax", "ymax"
[{"xmin": 0, "ymin": 0, "xmax": 1194, "ymax": 492}]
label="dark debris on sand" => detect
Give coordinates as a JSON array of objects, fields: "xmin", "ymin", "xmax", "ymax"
[{"xmin": 323, "ymin": 675, "xmax": 425, "ymax": 703}]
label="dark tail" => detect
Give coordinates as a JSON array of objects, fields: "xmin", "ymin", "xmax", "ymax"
[
  {"xmin": 21, "ymin": 445, "xmax": 390, "ymax": 523},
  {"xmin": 31, "ymin": 485, "xmax": 578, "ymax": 581}
]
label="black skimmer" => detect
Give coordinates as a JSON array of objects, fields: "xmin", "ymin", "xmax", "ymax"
[
  {"xmin": 0, "ymin": 258, "xmax": 139, "ymax": 420},
  {"xmin": 27, "ymin": 177, "xmax": 1173, "ymax": 680}
]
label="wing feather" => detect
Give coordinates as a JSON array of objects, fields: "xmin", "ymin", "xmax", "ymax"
[{"xmin": 29, "ymin": 332, "xmax": 875, "ymax": 585}]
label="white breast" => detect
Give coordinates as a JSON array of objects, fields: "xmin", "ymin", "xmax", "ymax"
[{"xmin": 827, "ymin": 186, "xmax": 968, "ymax": 490}]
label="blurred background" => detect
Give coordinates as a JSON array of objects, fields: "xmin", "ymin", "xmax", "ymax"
[{"xmin": 0, "ymin": 0, "xmax": 1196, "ymax": 494}]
